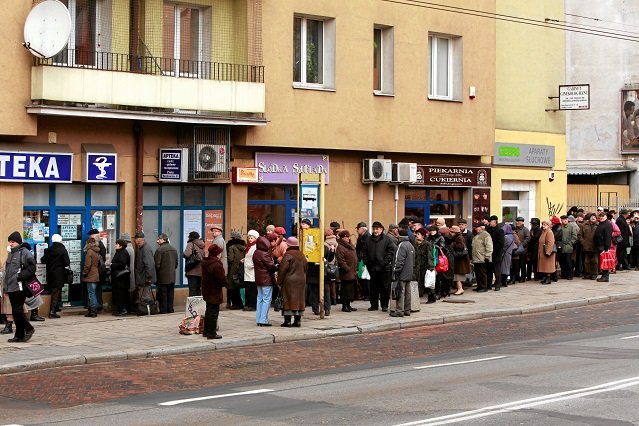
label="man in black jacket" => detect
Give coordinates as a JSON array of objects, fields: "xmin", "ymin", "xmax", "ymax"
[
  {"xmin": 355, "ymin": 222, "xmax": 370, "ymax": 300},
  {"xmin": 594, "ymin": 212, "xmax": 613, "ymax": 282},
  {"xmin": 527, "ymin": 218, "xmax": 542, "ymax": 280},
  {"xmin": 615, "ymin": 209, "xmax": 631, "ymax": 271},
  {"xmin": 486, "ymin": 215, "xmax": 504, "ymax": 290},
  {"xmin": 363, "ymin": 221, "xmax": 397, "ymax": 312}
]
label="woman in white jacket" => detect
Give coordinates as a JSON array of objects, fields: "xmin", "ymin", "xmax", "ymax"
[{"xmin": 242, "ymin": 230, "xmax": 259, "ymax": 311}]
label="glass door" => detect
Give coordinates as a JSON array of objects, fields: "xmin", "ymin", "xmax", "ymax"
[{"xmin": 57, "ymin": 211, "xmax": 86, "ymax": 306}]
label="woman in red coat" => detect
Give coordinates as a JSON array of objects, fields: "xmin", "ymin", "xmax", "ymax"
[{"xmin": 201, "ymin": 244, "xmax": 226, "ymax": 339}]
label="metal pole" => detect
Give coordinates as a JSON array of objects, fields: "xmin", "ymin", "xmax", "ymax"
[
  {"xmin": 134, "ymin": 122, "xmax": 143, "ymax": 233},
  {"xmin": 368, "ymin": 183, "xmax": 374, "ymax": 229},
  {"xmin": 319, "ymin": 173, "xmax": 325, "ymax": 319}
]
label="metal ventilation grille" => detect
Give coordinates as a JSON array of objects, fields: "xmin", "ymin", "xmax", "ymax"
[{"xmin": 189, "ymin": 126, "xmax": 230, "ymax": 181}]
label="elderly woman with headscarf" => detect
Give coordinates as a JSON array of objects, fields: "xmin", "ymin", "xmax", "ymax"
[
  {"xmin": 336, "ymin": 230, "xmax": 358, "ymax": 312},
  {"xmin": 277, "ymin": 237, "xmax": 307, "ymax": 327},
  {"xmin": 538, "ymin": 220, "xmax": 557, "ymax": 285},
  {"xmin": 498, "ymin": 224, "xmax": 515, "ymax": 290},
  {"xmin": 201, "ymin": 244, "xmax": 226, "ymax": 339}
]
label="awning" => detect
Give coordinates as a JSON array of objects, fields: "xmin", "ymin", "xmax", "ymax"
[{"xmin": 567, "ymin": 168, "xmax": 633, "ymax": 176}]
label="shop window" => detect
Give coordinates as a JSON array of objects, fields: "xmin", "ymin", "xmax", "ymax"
[
  {"xmin": 91, "ymin": 184, "xmax": 117, "ymax": 205},
  {"xmin": 248, "ymin": 204, "xmax": 286, "ymax": 235},
  {"xmin": 143, "ymin": 186, "xmax": 159, "ymax": 205},
  {"xmin": 162, "ymin": 186, "xmax": 181, "ymax": 205},
  {"xmin": 248, "ymin": 185, "xmax": 286, "ymax": 200},
  {"xmin": 142, "ymin": 210, "xmax": 159, "ymax": 247},
  {"xmin": 205, "ymin": 186, "xmax": 225, "ymax": 205},
  {"xmin": 161, "ymin": 210, "xmax": 181, "ymax": 247},
  {"xmin": 24, "ymin": 184, "xmax": 49, "ymax": 205},
  {"xmin": 184, "ymin": 186, "xmax": 203, "ymax": 206},
  {"xmin": 248, "ymin": 185, "xmax": 297, "ymax": 236},
  {"xmin": 56, "ymin": 184, "xmax": 85, "ymax": 206}
]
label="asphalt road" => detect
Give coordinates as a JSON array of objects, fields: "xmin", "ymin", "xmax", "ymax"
[{"xmin": 3, "ymin": 299, "xmax": 639, "ymax": 425}]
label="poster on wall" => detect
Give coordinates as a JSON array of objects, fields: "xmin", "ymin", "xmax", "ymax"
[
  {"xmin": 471, "ymin": 188, "xmax": 490, "ymax": 226},
  {"xmin": 621, "ymin": 89, "xmax": 639, "ymax": 153},
  {"xmin": 91, "ymin": 211, "xmax": 103, "ymax": 231},
  {"xmin": 204, "ymin": 210, "xmax": 224, "ymax": 248},
  {"xmin": 183, "ymin": 210, "xmax": 203, "ymax": 246},
  {"xmin": 301, "ymin": 228, "xmax": 321, "ymax": 263}
]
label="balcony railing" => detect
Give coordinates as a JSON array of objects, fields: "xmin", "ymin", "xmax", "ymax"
[{"xmin": 34, "ymin": 49, "xmax": 265, "ymax": 83}]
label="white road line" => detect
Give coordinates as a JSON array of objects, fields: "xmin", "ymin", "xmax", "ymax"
[
  {"xmin": 621, "ymin": 334, "xmax": 639, "ymax": 340},
  {"xmin": 393, "ymin": 376, "xmax": 639, "ymax": 426},
  {"xmin": 159, "ymin": 388, "xmax": 274, "ymax": 406},
  {"xmin": 413, "ymin": 356, "xmax": 507, "ymax": 370}
]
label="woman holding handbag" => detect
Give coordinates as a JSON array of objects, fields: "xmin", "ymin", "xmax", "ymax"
[
  {"xmin": 537, "ymin": 220, "xmax": 556, "ymax": 285},
  {"xmin": 183, "ymin": 231, "xmax": 205, "ymax": 297},
  {"xmin": 110, "ymin": 239, "xmax": 131, "ymax": 316}
]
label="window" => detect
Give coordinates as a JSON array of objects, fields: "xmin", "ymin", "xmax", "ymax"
[
  {"xmin": 373, "ymin": 26, "xmax": 394, "ymax": 94},
  {"xmin": 293, "ymin": 15, "xmax": 336, "ymax": 89},
  {"xmin": 428, "ymin": 33, "xmax": 462, "ymax": 101},
  {"xmin": 163, "ymin": 3, "xmax": 212, "ymax": 77}
]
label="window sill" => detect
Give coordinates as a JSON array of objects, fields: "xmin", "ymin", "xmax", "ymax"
[
  {"xmin": 427, "ymin": 96, "xmax": 463, "ymax": 103},
  {"xmin": 373, "ymin": 91, "xmax": 395, "ymax": 97},
  {"xmin": 292, "ymin": 83, "xmax": 336, "ymax": 92}
]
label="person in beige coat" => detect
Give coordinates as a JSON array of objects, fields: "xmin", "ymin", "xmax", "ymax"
[
  {"xmin": 277, "ymin": 237, "xmax": 308, "ymax": 327},
  {"xmin": 537, "ymin": 220, "xmax": 557, "ymax": 285}
]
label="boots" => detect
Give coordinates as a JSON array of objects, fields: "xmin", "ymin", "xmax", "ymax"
[
  {"xmin": 48, "ymin": 310, "xmax": 60, "ymax": 319},
  {"xmin": 341, "ymin": 304, "xmax": 350, "ymax": 312},
  {"xmin": 347, "ymin": 301, "xmax": 357, "ymax": 311},
  {"xmin": 0, "ymin": 321, "xmax": 13, "ymax": 334},
  {"xmin": 292, "ymin": 315, "xmax": 301, "ymax": 327},
  {"xmin": 542, "ymin": 276, "xmax": 552, "ymax": 285},
  {"xmin": 281, "ymin": 315, "xmax": 292, "ymax": 327},
  {"xmin": 84, "ymin": 308, "xmax": 97, "ymax": 318},
  {"xmin": 30, "ymin": 308, "xmax": 45, "ymax": 322}
]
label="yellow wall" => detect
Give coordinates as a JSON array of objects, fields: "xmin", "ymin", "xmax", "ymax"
[
  {"xmin": 496, "ymin": 0, "xmax": 565, "ymax": 134},
  {"xmin": 111, "ymin": 0, "xmax": 130, "ymax": 55},
  {"xmin": 492, "ymin": 130, "xmax": 566, "ymax": 219},
  {"xmin": 250, "ymin": 0, "xmax": 497, "ymax": 155}
]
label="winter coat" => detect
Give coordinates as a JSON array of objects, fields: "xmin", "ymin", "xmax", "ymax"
[
  {"xmin": 537, "ymin": 228, "xmax": 556, "ymax": 273},
  {"xmin": 514, "ymin": 224, "xmax": 531, "ymax": 255},
  {"xmin": 277, "ymin": 246, "xmax": 308, "ymax": 311},
  {"xmin": 125, "ymin": 244, "xmax": 135, "ymax": 291},
  {"xmin": 226, "ymin": 239, "xmax": 246, "ymax": 289},
  {"xmin": 183, "ymin": 239, "xmax": 205, "ymax": 277},
  {"xmin": 83, "ymin": 245, "xmax": 101, "ymax": 283},
  {"xmin": 363, "ymin": 232, "xmax": 397, "ymax": 273},
  {"xmin": 488, "ymin": 224, "xmax": 505, "ymax": 262},
  {"xmin": 253, "ymin": 236, "xmax": 276, "ymax": 286},
  {"xmin": 413, "ymin": 239, "xmax": 435, "ymax": 285},
  {"xmin": 201, "ymin": 255, "xmax": 226, "ymax": 304},
  {"xmin": 616, "ymin": 216, "xmax": 631, "ymax": 244},
  {"xmin": 5, "ymin": 244, "xmax": 36, "ymax": 293},
  {"xmin": 472, "ymin": 230, "xmax": 493, "ymax": 263},
  {"xmin": 593, "ymin": 219, "xmax": 612, "ymax": 253},
  {"xmin": 41, "ymin": 242, "xmax": 70, "ymax": 289},
  {"xmin": 110, "ymin": 247, "xmax": 131, "ymax": 289},
  {"xmin": 633, "ymin": 223, "xmax": 639, "ymax": 247},
  {"xmin": 528, "ymin": 225, "xmax": 542, "ymax": 258},
  {"xmin": 336, "ymin": 239, "xmax": 358, "ymax": 281},
  {"xmin": 213, "ymin": 235, "xmax": 228, "ymax": 275},
  {"xmin": 559, "ymin": 224, "xmax": 578, "ymax": 254},
  {"xmin": 393, "ymin": 237, "xmax": 415, "ymax": 282},
  {"xmin": 438, "ymin": 239, "xmax": 455, "ymax": 280},
  {"xmin": 500, "ymin": 225, "xmax": 515, "ymax": 275},
  {"xmin": 135, "ymin": 242, "xmax": 156, "ymax": 286},
  {"xmin": 243, "ymin": 243, "xmax": 257, "ymax": 282},
  {"xmin": 154, "ymin": 242, "xmax": 178, "ymax": 285},
  {"xmin": 271, "ymin": 238, "xmax": 288, "ymax": 263},
  {"xmin": 578, "ymin": 221, "xmax": 598, "ymax": 252},
  {"xmin": 451, "ymin": 233, "xmax": 471, "ymax": 275},
  {"xmin": 356, "ymin": 230, "xmax": 370, "ymax": 261}
]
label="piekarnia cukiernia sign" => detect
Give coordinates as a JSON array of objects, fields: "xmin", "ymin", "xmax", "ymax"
[{"xmin": 0, "ymin": 151, "xmax": 73, "ymax": 183}]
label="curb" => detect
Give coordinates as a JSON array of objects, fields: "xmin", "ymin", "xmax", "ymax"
[{"xmin": 3, "ymin": 292, "xmax": 639, "ymax": 375}]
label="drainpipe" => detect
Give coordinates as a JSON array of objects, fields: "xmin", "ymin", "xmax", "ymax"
[{"xmin": 133, "ymin": 122, "xmax": 143, "ymax": 233}]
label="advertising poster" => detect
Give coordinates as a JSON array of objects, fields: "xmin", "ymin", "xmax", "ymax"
[
  {"xmin": 204, "ymin": 209, "xmax": 224, "ymax": 248},
  {"xmin": 472, "ymin": 188, "xmax": 490, "ymax": 226},
  {"xmin": 32, "ymin": 223, "xmax": 45, "ymax": 242},
  {"xmin": 36, "ymin": 263, "xmax": 47, "ymax": 285},
  {"xmin": 91, "ymin": 211, "xmax": 103, "ymax": 231},
  {"xmin": 621, "ymin": 89, "xmax": 639, "ymax": 153},
  {"xmin": 301, "ymin": 228, "xmax": 321, "ymax": 263}
]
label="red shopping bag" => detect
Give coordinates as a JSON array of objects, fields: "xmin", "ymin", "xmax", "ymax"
[{"xmin": 599, "ymin": 250, "xmax": 615, "ymax": 271}]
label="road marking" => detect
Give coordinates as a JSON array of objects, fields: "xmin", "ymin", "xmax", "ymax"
[
  {"xmin": 621, "ymin": 334, "xmax": 639, "ymax": 340},
  {"xmin": 413, "ymin": 356, "xmax": 507, "ymax": 370},
  {"xmin": 159, "ymin": 388, "xmax": 274, "ymax": 406},
  {"xmin": 393, "ymin": 376, "xmax": 639, "ymax": 426}
]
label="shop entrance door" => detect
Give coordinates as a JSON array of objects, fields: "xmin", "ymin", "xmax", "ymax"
[
  {"xmin": 501, "ymin": 203, "xmax": 523, "ymax": 225},
  {"xmin": 56, "ymin": 211, "xmax": 86, "ymax": 306}
]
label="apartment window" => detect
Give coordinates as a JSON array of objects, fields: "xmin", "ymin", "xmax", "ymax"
[
  {"xmin": 56, "ymin": 0, "xmax": 112, "ymax": 67},
  {"xmin": 373, "ymin": 26, "xmax": 394, "ymax": 95},
  {"xmin": 163, "ymin": 3, "xmax": 212, "ymax": 77},
  {"xmin": 293, "ymin": 15, "xmax": 336, "ymax": 89},
  {"xmin": 428, "ymin": 33, "xmax": 462, "ymax": 101}
]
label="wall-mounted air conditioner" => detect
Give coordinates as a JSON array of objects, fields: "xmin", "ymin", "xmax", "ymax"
[
  {"xmin": 362, "ymin": 158, "xmax": 392, "ymax": 182},
  {"xmin": 194, "ymin": 144, "xmax": 227, "ymax": 174},
  {"xmin": 391, "ymin": 162, "xmax": 418, "ymax": 184}
]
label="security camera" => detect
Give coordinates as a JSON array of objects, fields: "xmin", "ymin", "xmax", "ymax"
[{"xmin": 548, "ymin": 171, "xmax": 555, "ymax": 182}]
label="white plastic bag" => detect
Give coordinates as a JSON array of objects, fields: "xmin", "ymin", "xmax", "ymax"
[
  {"xmin": 361, "ymin": 265, "xmax": 370, "ymax": 281},
  {"xmin": 425, "ymin": 269, "xmax": 436, "ymax": 290}
]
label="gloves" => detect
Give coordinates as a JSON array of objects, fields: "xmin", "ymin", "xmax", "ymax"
[{"xmin": 485, "ymin": 258, "xmax": 490, "ymax": 263}]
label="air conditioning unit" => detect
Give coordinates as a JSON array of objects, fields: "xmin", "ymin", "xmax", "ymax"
[
  {"xmin": 195, "ymin": 144, "xmax": 227, "ymax": 173},
  {"xmin": 391, "ymin": 163, "xmax": 418, "ymax": 183},
  {"xmin": 362, "ymin": 159, "xmax": 392, "ymax": 182}
]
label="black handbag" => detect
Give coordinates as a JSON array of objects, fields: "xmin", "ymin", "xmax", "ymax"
[
  {"xmin": 324, "ymin": 261, "xmax": 339, "ymax": 280},
  {"xmin": 114, "ymin": 266, "xmax": 130, "ymax": 279},
  {"xmin": 273, "ymin": 294, "xmax": 283, "ymax": 312},
  {"xmin": 136, "ymin": 285, "xmax": 159, "ymax": 316},
  {"xmin": 65, "ymin": 267, "xmax": 74, "ymax": 284},
  {"xmin": 614, "ymin": 235, "xmax": 623, "ymax": 245},
  {"xmin": 185, "ymin": 251, "xmax": 201, "ymax": 272}
]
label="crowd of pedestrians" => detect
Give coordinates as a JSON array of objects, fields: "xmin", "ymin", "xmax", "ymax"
[{"xmin": 1, "ymin": 204, "xmax": 634, "ymax": 343}]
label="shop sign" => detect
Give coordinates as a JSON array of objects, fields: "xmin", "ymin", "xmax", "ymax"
[
  {"xmin": 159, "ymin": 148, "xmax": 189, "ymax": 182},
  {"xmin": 493, "ymin": 143, "xmax": 555, "ymax": 167},
  {"xmin": 255, "ymin": 153, "xmax": 329, "ymax": 184},
  {"xmin": 414, "ymin": 165, "xmax": 490, "ymax": 187},
  {"xmin": 232, "ymin": 167, "xmax": 259, "ymax": 183},
  {"xmin": 0, "ymin": 151, "xmax": 72, "ymax": 183},
  {"xmin": 84, "ymin": 153, "xmax": 117, "ymax": 183},
  {"xmin": 559, "ymin": 84, "xmax": 590, "ymax": 110}
]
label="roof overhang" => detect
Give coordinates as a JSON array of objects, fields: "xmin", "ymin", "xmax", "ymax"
[{"xmin": 567, "ymin": 168, "xmax": 633, "ymax": 176}]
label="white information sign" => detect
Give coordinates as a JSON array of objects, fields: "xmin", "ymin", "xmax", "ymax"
[{"xmin": 559, "ymin": 84, "xmax": 590, "ymax": 110}]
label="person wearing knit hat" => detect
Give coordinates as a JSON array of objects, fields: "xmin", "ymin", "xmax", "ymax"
[
  {"xmin": 265, "ymin": 224, "xmax": 275, "ymax": 235},
  {"xmin": 4, "ymin": 231, "xmax": 36, "ymax": 341},
  {"xmin": 550, "ymin": 216, "xmax": 561, "ymax": 225},
  {"xmin": 277, "ymin": 235, "xmax": 307, "ymax": 327},
  {"xmin": 7, "ymin": 231, "xmax": 22, "ymax": 245},
  {"xmin": 274, "ymin": 226, "xmax": 286, "ymax": 237},
  {"xmin": 248, "ymin": 230, "xmax": 260, "ymax": 239}
]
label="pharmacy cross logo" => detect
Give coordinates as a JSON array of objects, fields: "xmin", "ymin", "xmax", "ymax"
[{"xmin": 92, "ymin": 156, "xmax": 112, "ymax": 179}]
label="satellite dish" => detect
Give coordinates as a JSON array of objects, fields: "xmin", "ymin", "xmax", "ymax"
[{"xmin": 23, "ymin": 0, "xmax": 71, "ymax": 59}]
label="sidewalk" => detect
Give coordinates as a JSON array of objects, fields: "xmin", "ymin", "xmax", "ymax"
[{"xmin": 2, "ymin": 272, "xmax": 639, "ymax": 374}]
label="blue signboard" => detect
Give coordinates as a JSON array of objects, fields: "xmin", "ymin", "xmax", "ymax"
[
  {"xmin": 0, "ymin": 151, "xmax": 73, "ymax": 183},
  {"xmin": 85, "ymin": 153, "xmax": 117, "ymax": 183},
  {"xmin": 159, "ymin": 148, "xmax": 188, "ymax": 182}
]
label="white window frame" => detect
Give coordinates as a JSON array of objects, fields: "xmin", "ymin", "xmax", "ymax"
[
  {"xmin": 373, "ymin": 25, "xmax": 394, "ymax": 96},
  {"xmin": 171, "ymin": 5, "xmax": 204, "ymax": 78},
  {"xmin": 293, "ymin": 15, "xmax": 336, "ymax": 90},
  {"xmin": 56, "ymin": 0, "xmax": 111, "ymax": 68},
  {"xmin": 428, "ymin": 33, "xmax": 462, "ymax": 101}
]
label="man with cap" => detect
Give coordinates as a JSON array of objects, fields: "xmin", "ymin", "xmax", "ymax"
[
  {"xmin": 154, "ymin": 233, "xmax": 178, "ymax": 314},
  {"xmin": 527, "ymin": 218, "xmax": 542, "ymax": 280},
  {"xmin": 558, "ymin": 215, "xmax": 578, "ymax": 280},
  {"xmin": 471, "ymin": 223, "xmax": 493, "ymax": 292},
  {"xmin": 363, "ymin": 221, "xmax": 397, "ymax": 311},
  {"xmin": 355, "ymin": 221, "xmax": 370, "ymax": 300},
  {"xmin": 210, "ymin": 225, "xmax": 228, "ymax": 276},
  {"xmin": 578, "ymin": 213, "xmax": 599, "ymax": 279},
  {"xmin": 134, "ymin": 232, "xmax": 156, "ymax": 298},
  {"xmin": 390, "ymin": 229, "xmax": 414, "ymax": 317},
  {"xmin": 4, "ymin": 231, "xmax": 36, "ymax": 342},
  {"xmin": 387, "ymin": 224, "xmax": 400, "ymax": 245},
  {"xmin": 486, "ymin": 215, "xmax": 505, "ymax": 290},
  {"xmin": 615, "ymin": 208, "xmax": 631, "ymax": 271},
  {"xmin": 512, "ymin": 217, "xmax": 530, "ymax": 283}
]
